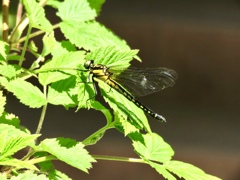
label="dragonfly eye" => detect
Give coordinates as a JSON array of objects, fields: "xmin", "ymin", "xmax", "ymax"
[{"xmin": 84, "ymin": 60, "xmax": 94, "ymax": 69}]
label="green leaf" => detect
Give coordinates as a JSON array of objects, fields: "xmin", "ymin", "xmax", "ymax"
[
  {"xmin": 76, "ymin": 70, "xmax": 112, "ymax": 122},
  {"xmin": 48, "ymin": 169, "xmax": 72, "ymax": 180},
  {"xmin": 148, "ymin": 161, "xmax": 177, "ymax": 180},
  {"xmin": 0, "ymin": 129, "xmax": 39, "ymax": 159},
  {"xmin": 0, "ymin": 41, "xmax": 10, "ymax": 61},
  {"xmin": 86, "ymin": 46, "xmax": 139, "ymax": 69},
  {"xmin": 0, "ymin": 158, "xmax": 38, "ymax": 172},
  {"xmin": 0, "ymin": 64, "xmax": 21, "ymax": 78},
  {"xmin": 35, "ymin": 152, "xmax": 72, "ymax": 179},
  {"xmin": 116, "ymin": 114, "xmax": 139, "ymax": 135},
  {"xmin": 60, "ymin": 21, "xmax": 130, "ymax": 51},
  {"xmin": 40, "ymin": 138, "xmax": 96, "ymax": 173},
  {"xmin": 0, "ymin": 76, "xmax": 8, "ymax": 87},
  {"xmin": 7, "ymin": 54, "xmax": 21, "ymax": 61},
  {"xmin": 28, "ymin": 40, "xmax": 38, "ymax": 53},
  {"xmin": 132, "ymin": 133, "xmax": 174, "ymax": 163},
  {"xmin": 164, "ymin": 160, "xmax": 222, "ymax": 180},
  {"xmin": 42, "ymin": 31, "xmax": 56, "ymax": 56},
  {"xmin": 76, "ymin": 70, "xmax": 95, "ymax": 109},
  {"xmin": 0, "ymin": 124, "xmax": 26, "ymax": 138},
  {"xmin": 48, "ymin": 76, "xmax": 77, "ymax": 107},
  {"xmin": 38, "ymin": 51, "xmax": 85, "ymax": 85},
  {"xmin": 5, "ymin": 78, "xmax": 46, "ymax": 108},
  {"xmin": 0, "ymin": 134, "xmax": 39, "ymax": 158},
  {"xmin": 88, "ymin": 0, "xmax": 106, "ymax": 15},
  {"xmin": 90, "ymin": 101, "xmax": 112, "ymax": 124},
  {"xmin": 0, "ymin": 91, "xmax": 6, "ymax": 116},
  {"xmin": 51, "ymin": 40, "xmax": 76, "ymax": 58},
  {"xmin": 76, "ymin": 82, "xmax": 90, "ymax": 108},
  {"xmin": 57, "ymin": 0, "xmax": 98, "ymax": 23},
  {"xmin": 29, "ymin": 56, "xmax": 44, "ymax": 71},
  {"xmin": 21, "ymin": 0, "xmax": 52, "ymax": 32},
  {"xmin": 10, "ymin": 171, "xmax": 48, "ymax": 180}
]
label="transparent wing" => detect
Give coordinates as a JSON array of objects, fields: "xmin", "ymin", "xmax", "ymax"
[{"xmin": 109, "ymin": 67, "xmax": 177, "ymax": 97}]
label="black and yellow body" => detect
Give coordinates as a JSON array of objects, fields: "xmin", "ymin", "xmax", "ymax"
[{"xmin": 84, "ymin": 60, "xmax": 166, "ymax": 122}]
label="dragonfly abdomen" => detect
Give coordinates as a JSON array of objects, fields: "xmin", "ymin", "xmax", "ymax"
[{"xmin": 105, "ymin": 78, "xmax": 166, "ymax": 122}]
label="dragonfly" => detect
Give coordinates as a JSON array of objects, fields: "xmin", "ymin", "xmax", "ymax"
[{"xmin": 83, "ymin": 60, "xmax": 177, "ymax": 122}]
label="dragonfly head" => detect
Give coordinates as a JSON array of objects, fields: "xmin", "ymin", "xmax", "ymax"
[{"xmin": 84, "ymin": 60, "xmax": 94, "ymax": 69}]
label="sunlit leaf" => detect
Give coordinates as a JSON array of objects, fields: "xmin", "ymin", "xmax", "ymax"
[
  {"xmin": 60, "ymin": 21, "xmax": 130, "ymax": 51},
  {"xmin": 22, "ymin": 0, "xmax": 52, "ymax": 31},
  {"xmin": 164, "ymin": 160, "xmax": 222, "ymax": 180},
  {"xmin": 40, "ymin": 138, "xmax": 96, "ymax": 173},
  {"xmin": 5, "ymin": 78, "xmax": 46, "ymax": 108},
  {"xmin": 132, "ymin": 133, "xmax": 174, "ymax": 163},
  {"xmin": 57, "ymin": 0, "xmax": 98, "ymax": 22}
]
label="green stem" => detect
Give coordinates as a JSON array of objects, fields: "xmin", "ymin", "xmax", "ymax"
[
  {"xmin": 19, "ymin": 24, "xmax": 32, "ymax": 66},
  {"xmin": 28, "ymin": 155, "xmax": 57, "ymax": 165},
  {"xmin": 33, "ymin": 66, "xmax": 82, "ymax": 74},
  {"xmin": 93, "ymin": 155, "xmax": 146, "ymax": 163},
  {"xmin": 25, "ymin": 88, "xmax": 48, "ymax": 158},
  {"xmin": 21, "ymin": 149, "xmax": 36, "ymax": 161},
  {"xmin": 35, "ymin": 86, "xmax": 48, "ymax": 135},
  {"xmin": 17, "ymin": 23, "xmax": 60, "ymax": 44},
  {"xmin": 82, "ymin": 122, "xmax": 115, "ymax": 145},
  {"xmin": 35, "ymin": 104, "xmax": 48, "ymax": 134},
  {"xmin": 9, "ymin": 14, "xmax": 29, "ymax": 44},
  {"xmin": 16, "ymin": 65, "xmax": 80, "ymax": 81}
]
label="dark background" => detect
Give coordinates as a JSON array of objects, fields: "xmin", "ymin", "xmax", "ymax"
[{"xmin": 5, "ymin": 0, "xmax": 240, "ymax": 179}]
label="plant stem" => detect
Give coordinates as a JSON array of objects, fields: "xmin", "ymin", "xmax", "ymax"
[
  {"xmin": 28, "ymin": 155, "xmax": 57, "ymax": 165},
  {"xmin": 33, "ymin": 66, "xmax": 82, "ymax": 74},
  {"xmin": 19, "ymin": 24, "xmax": 32, "ymax": 66},
  {"xmin": 82, "ymin": 122, "xmax": 115, "ymax": 145},
  {"xmin": 93, "ymin": 155, "xmax": 146, "ymax": 164},
  {"xmin": 35, "ymin": 86, "xmax": 48, "ymax": 135},
  {"xmin": 2, "ymin": 0, "xmax": 9, "ymax": 42},
  {"xmin": 17, "ymin": 23, "xmax": 60, "ymax": 44},
  {"xmin": 38, "ymin": 0, "xmax": 49, "ymax": 6},
  {"xmin": 9, "ymin": 14, "xmax": 29, "ymax": 44},
  {"xmin": 21, "ymin": 149, "xmax": 36, "ymax": 161}
]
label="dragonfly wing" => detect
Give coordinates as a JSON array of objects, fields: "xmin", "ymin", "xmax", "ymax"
[{"xmin": 110, "ymin": 67, "xmax": 177, "ymax": 97}]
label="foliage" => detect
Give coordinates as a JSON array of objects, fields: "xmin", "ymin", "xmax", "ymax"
[{"xmin": 0, "ymin": 0, "xmax": 221, "ymax": 179}]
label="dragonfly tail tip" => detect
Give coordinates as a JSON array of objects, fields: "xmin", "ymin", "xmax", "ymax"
[{"xmin": 155, "ymin": 114, "xmax": 166, "ymax": 123}]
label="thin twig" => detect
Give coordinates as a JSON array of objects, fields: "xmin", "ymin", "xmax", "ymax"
[
  {"xmin": 35, "ymin": 86, "xmax": 48, "ymax": 135},
  {"xmin": 19, "ymin": 24, "xmax": 32, "ymax": 66},
  {"xmin": 17, "ymin": 23, "xmax": 60, "ymax": 44},
  {"xmin": 93, "ymin": 155, "xmax": 146, "ymax": 164}
]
